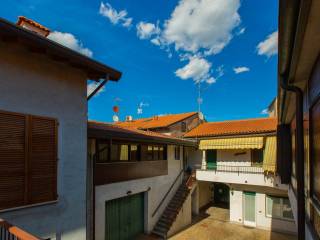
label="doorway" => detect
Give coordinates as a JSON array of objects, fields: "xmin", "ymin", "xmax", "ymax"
[
  {"xmin": 105, "ymin": 193, "xmax": 144, "ymax": 240},
  {"xmin": 206, "ymin": 150, "xmax": 217, "ymax": 170},
  {"xmin": 213, "ymin": 183, "xmax": 230, "ymax": 209},
  {"xmin": 243, "ymin": 191, "xmax": 256, "ymax": 227}
]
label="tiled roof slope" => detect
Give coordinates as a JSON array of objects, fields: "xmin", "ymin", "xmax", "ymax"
[
  {"xmin": 115, "ymin": 112, "xmax": 198, "ymax": 129},
  {"xmin": 184, "ymin": 117, "xmax": 277, "ymax": 138},
  {"xmin": 88, "ymin": 120, "xmax": 197, "ymax": 146}
]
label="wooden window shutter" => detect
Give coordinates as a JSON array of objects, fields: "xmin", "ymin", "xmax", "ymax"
[
  {"xmin": 28, "ymin": 116, "xmax": 58, "ymax": 204},
  {"xmin": 0, "ymin": 111, "xmax": 27, "ymax": 210},
  {"xmin": 0, "ymin": 110, "xmax": 58, "ymax": 210}
]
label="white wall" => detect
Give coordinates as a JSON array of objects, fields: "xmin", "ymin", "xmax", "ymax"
[
  {"xmin": 217, "ymin": 149, "xmax": 252, "ymax": 166},
  {"xmin": 0, "ymin": 42, "xmax": 88, "ymax": 239},
  {"xmin": 95, "ymin": 145, "xmax": 184, "ymax": 240},
  {"xmin": 229, "ymin": 184, "xmax": 297, "ymax": 234},
  {"xmin": 230, "ymin": 190, "xmax": 243, "ymax": 224}
]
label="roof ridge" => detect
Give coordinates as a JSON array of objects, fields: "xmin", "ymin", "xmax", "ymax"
[{"xmin": 202, "ymin": 117, "xmax": 276, "ymax": 124}]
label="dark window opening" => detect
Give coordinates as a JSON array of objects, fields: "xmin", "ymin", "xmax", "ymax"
[
  {"xmin": 251, "ymin": 149, "xmax": 263, "ymax": 166},
  {"xmin": 175, "ymin": 146, "xmax": 180, "ymax": 160}
]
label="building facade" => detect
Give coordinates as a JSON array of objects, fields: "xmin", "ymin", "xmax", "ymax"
[
  {"xmin": 185, "ymin": 117, "xmax": 297, "ymax": 234},
  {"xmin": 0, "ymin": 17, "xmax": 121, "ymax": 240},
  {"xmin": 277, "ymin": 0, "xmax": 320, "ymax": 239}
]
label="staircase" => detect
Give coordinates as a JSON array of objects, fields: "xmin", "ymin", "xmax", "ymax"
[{"xmin": 152, "ymin": 174, "xmax": 195, "ymax": 239}]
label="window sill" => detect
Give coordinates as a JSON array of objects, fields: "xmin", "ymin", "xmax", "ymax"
[{"xmin": 0, "ymin": 200, "xmax": 58, "ymax": 213}]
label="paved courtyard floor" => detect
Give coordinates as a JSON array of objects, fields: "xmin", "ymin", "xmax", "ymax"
[{"xmin": 169, "ymin": 206, "xmax": 297, "ymax": 240}]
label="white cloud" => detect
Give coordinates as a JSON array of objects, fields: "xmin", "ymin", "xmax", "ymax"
[
  {"xmin": 261, "ymin": 108, "xmax": 269, "ymax": 115},
  {"xmin": 87, "ymin": 82, "xmax": 105, "ymax": 97},
  {"xmin": 151, "ymin": 37, "xmax": 161, "ymax": 46},
  {"xmin": 206, "ymin": 77, "xmax": 216, "ymax": 84},
  {"xmin": 136, "ymin": 21, "xmax": 160, "ymax": 39},
  {"xmin": 48, "ymin": 31, "xmax": 93, "ymax": 57},
  {"xmin": 163, "ymin": 0, "xmax": 241, "ymax": 55},
  {"xmin": 257, "ymin": 31, "xmax": 278, "ymax": 57},
  {"xmin": 233, "ymin": 66, "xmax": 250, "ymax": 74},
  {"xmin": 237, "ymin": 27, "xmax": 245, "ymax": 35},
  {"xmin": 175, "ymin": 57, "xmax": 211, "ymax": 82},
  {"xmin": 99, "ymin": 2, "xmax": 132, "ymax": 28}
]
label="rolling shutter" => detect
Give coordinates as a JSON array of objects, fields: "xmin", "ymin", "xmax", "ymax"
[
  {"xmin": 0, "ymin": 110, "xmax": 58, "ymax": 210},
  {"xmin": 0, "ymin": 111, "xmax": 27, "ymax": 209}
]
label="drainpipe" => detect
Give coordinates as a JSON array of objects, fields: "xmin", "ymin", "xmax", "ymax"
[{"xmin": 279, "ymin": 74, "xmax": 305, "ymax": 240}]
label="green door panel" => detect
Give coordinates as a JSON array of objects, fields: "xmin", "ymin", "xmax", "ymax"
[
  {"xmin": 244, "ymin": 192, "xmax": 256, "ymax": 223},
  {"xmin": 105, "ymin": 193, "xmax": 144, "ymax": 240},
  {"xmin": 206, "ymin": 150, "xmax": 217, "ymax": 170}
]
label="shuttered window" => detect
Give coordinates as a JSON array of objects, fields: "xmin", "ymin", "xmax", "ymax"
[{"xmin": 0, "ymin": 110, "xmax": 57, "ymax": 210}]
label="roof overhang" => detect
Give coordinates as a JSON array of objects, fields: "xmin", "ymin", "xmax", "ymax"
[
  {"xmin": 0, "ymin": 18, "xmax": 122, "ymax": 81},
  {"xmin": 278, "ymin": 0, "xmax": 320, "ymax": 123},
  {"xmin": 88, "ymin": 123, "xmax": 198, "ymax": 147}
]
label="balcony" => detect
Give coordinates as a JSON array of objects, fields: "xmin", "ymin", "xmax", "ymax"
[
  {"xmin": 0, "ymin": 219, "xmax": 42, "ymax": 240},
  {"xmin": 196, "ymin": 164, "xmax": 286, "ymax": 189}
]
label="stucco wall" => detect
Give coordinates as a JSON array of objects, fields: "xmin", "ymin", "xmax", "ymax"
[
  {"xmin": 198, "ymin": 181, "xmax": 212, "ymax": 209},
  {"xmin": 229, "ymin": 184, "xmax": 297, "ymax": 234},
  {"xmin": 94, "ymin": 145, "xmax": 184, "ymax": 240},
  {"xmin": 0, "ymin": 42, "xmax": 88, "ymax": 240},
  {"xmin": 217, "ymin": 149, "xmax": 252, "ymax": 166}
]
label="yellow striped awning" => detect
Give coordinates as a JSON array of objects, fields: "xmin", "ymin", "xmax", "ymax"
[
  {"xmin": 199, "ymin": 137, "xmax": 264, "ymax": 150},
  {"xmin": 263, "ymin": 136, "xmax": 277, "ymax": 172}
]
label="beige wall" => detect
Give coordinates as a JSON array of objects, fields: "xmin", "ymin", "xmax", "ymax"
[
  {"xmin": 198, "ymin": 181, "xmax": 212, "ymax": 209},
  {"xmin": 0, "ymin": 42, "xmax": 88, "ymax": 240},
  {"xmin": 217, "ymin": 149, "xmax": 252, "ymax": 166}
]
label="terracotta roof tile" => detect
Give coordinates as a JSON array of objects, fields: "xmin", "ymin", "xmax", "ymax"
[
  {"xmin": 184, "ymin": 117, "xmax": 277, "ymax": 138},
  {"xmin": 16, "ymin": 16, "xmax": 50, "ymax": 36},
  {"xmin": 116, "ymin": 112, "xmax": 198, "ymax": 129}
]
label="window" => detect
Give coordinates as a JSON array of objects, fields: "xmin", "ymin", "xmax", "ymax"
[
  {"xmin": 175, "ymin": 146, "xmax": 180, "ymax": 160},
  {"xmin": 311, "ymin": 99, "xmax": 320, "ymax": 205},
  {"xmin": 251, "ymin": 149, "xmax": 263, "ymax": 166},
  {"xmin": 96, "ymin": 142, "xmax": 109, "ymax": 163},
  {"xmin": 147, "ymin": 146, "xmax": 153, "ymax": 160},
  {"xmin": 181, "ymin": 122, "xmax": 187, "ymax": 132},
  {"xmin": 111, "ymin": 144, "xmax": 129, "ymax": 161},
  {"xmin": 0, "ymin": 110, "xmax": 58, "ymax": 210},
  {"xmin": 266, "ymin": 196, "xmax": 294, "ymax": 220},
  {"xmin": 130, "ymin": 144, "xmax": 139, "ymax": 161},
  {"xmin": 140, "ymin": 145, "xmax": 167, "ymax": 161}
]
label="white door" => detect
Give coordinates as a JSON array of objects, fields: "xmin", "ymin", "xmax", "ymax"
[{"xmin": 243, "ymin": 192, "xmax": 256, "ymax": 227}]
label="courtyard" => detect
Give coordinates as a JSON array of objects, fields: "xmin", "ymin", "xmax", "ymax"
[{"xmin": 169, "ymin": 206, "xmax": 297, "ymax": 240}]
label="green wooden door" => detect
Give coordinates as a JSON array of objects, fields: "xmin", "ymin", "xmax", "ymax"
[
  {"xmin": 105, "ymin": 193, "xmax": 144, "ymax": 240},
  {"xmin": 206, "ymin": 150, "xmax": 217, "ymax": 170},
  {"xmin": 243, "ymin": 192, "xmax": 256, "ymax": 226}
]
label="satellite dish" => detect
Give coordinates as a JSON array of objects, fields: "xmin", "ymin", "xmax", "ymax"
[{"xmin": 113, "ymin": 115, "xmax": 119, "ymax": 122}]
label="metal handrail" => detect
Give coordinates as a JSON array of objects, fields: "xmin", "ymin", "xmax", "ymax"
[
  {"xmin": 151, "ymin": 169, "xmax": 184, "ymax": 217},
  {"xmin": 199, "ymin": 164, "xmax": 276, "ymax": 174},
  {"xmin": 0, "ymin": 219, "xmax": 42, "ymax": 240}
]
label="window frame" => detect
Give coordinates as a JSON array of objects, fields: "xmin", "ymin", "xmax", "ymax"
[{"xmin": 265, "ymin": 195, "xmax": 294, "ymax": 221}]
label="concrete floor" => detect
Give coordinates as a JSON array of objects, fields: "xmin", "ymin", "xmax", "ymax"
[{"xmin": 169, "ymin": 206, "xmax": 297, "ymax": 240}]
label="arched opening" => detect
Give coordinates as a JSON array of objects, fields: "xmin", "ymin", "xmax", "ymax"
[{"xmin": 213, "ymin": 183, "xmax": 230, "ymax": 209}]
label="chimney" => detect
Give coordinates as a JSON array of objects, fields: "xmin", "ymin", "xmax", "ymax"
[
  {"xmin": 126, "ymin": 115, "xmax": 133, "ymax": 122},
  {"xmin": 153, "ymin": 115, "xmax": 159, "ymax": 120},
  {"xmin": 16, "ymin": 16, "xmax": 50, "ymax": 37}
]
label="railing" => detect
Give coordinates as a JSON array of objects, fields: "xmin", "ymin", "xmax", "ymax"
[
  {"xmin": 0, "ymin": 219, "xmax": 42, "ymax": 240},
  {"xmin": 186, "ymin": 171, "xmax": 196, "ymax": 189},
  {"xmin": 151, "ymin": 169, "xmax": 184, "ymax": 217},
  {"xmin": 199, "ymin": 164, "xmax": 276, "ymax": 175}
]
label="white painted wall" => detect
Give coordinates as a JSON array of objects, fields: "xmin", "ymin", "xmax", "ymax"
[
  {"xmin": 95, "ymin": 145, "xmax": 184, "ymax": 240},
  {"xmin": 229, "ymin": 185, "xmax": 297, "ymax": 234},
  {"xmin": 230, "ymin": 190, "xmax": 243, "ymax": 224},
  {"xmin": 0, "ymin": 42, "xmax": 88, "ymax": 239},
  {"xmin": 217, "ymin": 149, "xmax": 252, "ymax": 166}
]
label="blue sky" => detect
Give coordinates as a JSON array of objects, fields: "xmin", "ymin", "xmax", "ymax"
[{"xmin": 1, "ymin": 0, "xmax": 278, "ymax": 122}]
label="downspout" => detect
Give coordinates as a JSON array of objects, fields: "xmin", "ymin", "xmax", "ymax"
[{"xmin": 279, "ymin": 74, "xmax": 305, "ymax": 240}]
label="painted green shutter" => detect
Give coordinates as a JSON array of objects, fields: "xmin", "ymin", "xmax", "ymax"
[{"xmin": 206, "ymin": 150, "xmax": 217, "ymax": 169}]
